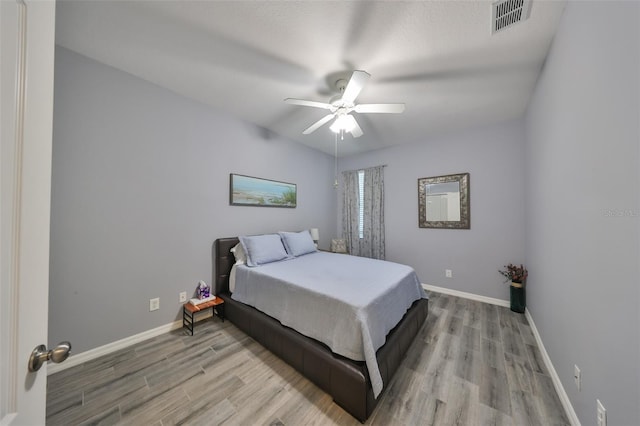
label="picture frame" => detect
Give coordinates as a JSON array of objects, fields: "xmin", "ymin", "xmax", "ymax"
[
  {"xmin": 418, "ymin": 172, "xmax": 470, "ymax": 229},
  {"xmin": 229, "ymin": 174, "xmax": 297, "ymax": 208}
]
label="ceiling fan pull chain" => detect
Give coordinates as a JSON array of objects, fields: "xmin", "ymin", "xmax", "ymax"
[{"xmin": 334, "ymin": 132, "xmax": 339, "ymax": 189}]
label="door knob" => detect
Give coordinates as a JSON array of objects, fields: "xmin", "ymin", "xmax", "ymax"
[{"xmin": 28, "ymin": 341, "xmax": 71, "ymax": 372}]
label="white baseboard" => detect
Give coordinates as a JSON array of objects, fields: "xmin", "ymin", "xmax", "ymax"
[
  {"xmin": 47, "ymin": 318, "xmax": 185, "ymax": 375},
  {"xmin": 525, "ymin": 309, "xmax": 581, "ymax": 426},
  {"xmin": 46, "ymin": 285, "xmax": 578, "ymax": 426},
  {"xmin": 422, "ymin": 283, "xmax": 510, "ymax": 308},
  {"xmin": 423, "ymin": 283, "xmax": 579, "ymax": 425}
]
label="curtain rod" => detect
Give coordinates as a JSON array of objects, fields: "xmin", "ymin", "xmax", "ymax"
[{"xmin": 342, "ymin": 164, "xmax": 387, "ymax": 173}]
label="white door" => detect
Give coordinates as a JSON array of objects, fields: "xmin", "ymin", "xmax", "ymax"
[{"xmin": 1, "ymin": 0, "xmax": 56, "ymax": 424}]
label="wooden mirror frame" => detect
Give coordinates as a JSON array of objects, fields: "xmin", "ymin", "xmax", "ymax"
[{"xmin": 418, "ymin": 173, "xmax": 470, "ymax": 229}]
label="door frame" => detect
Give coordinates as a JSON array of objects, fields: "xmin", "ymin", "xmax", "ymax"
[{"xmin": 0, "ymin": 0, "xmax": 56, "ymax": 424}]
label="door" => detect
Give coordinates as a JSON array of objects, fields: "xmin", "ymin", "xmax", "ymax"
[{"xmin": 1, "ymin": 0, "xmax": 56, "ymax": 424}]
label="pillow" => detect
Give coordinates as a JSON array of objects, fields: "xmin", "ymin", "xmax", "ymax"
[
  {"xmin": 230, "ymin": 243, "xmax": 246, "ymax": 265},
  {"xmin": 331, "ymin": 239, "xmax": 348, "ymax": 254},
  {"xmin": 279, "ymin": 230, "xmax": 317, "ymax": 257},
  {"xmin": 238, "ymin": 234, "xmax": 290, "ymax": 267}
]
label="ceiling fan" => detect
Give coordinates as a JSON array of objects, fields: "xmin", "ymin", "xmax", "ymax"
[{"xmin": 284, "ymin": 70, "xmax": 405, "ymax": 138}]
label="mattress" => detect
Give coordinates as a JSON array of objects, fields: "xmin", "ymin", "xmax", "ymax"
[{"xmin": 231, "ymin": 251, "xmax": 426, "ymax": 397}]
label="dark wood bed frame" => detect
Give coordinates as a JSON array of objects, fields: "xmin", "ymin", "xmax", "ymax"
[{"xmin": 214, "ymin": 237, "xmax": 429, "ymax": 422}]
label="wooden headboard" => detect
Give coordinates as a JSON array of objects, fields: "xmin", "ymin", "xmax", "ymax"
[{"xmin": 214, "ymin": 237, "xmax": 239, "ymax": 296}]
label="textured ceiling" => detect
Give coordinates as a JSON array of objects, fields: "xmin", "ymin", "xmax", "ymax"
[{"xmin": 55, "ymin": 0, "xmax": 566, "ymax": 156}]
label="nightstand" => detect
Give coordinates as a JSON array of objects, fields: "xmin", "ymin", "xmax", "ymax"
[{"xmin": 182, "ymin": 297, "xmax": 225, "ymax": 336}]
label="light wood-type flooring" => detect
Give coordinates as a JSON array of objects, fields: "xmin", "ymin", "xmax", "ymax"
[{"xmin": 46, "ymin": 291, "xmax": 570, "ymax": 425}]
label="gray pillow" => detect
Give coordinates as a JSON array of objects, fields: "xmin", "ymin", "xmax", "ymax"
[
  {"xmin": 279, "ymin": 230, "xmax": 317, "ymax": 257},
  {"xmin": 238, "ymin": 234, "xmax": 289, "ymax": 267}
]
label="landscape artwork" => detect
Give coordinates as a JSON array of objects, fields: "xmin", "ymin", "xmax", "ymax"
[{"xmin": 230, "ymin": 174, "xmax": 297, "ymax": 208}]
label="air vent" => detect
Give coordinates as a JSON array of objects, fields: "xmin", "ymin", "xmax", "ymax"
[{"xmin": 492, "ymin": 0, "xmax": 532, "ymax": 34}]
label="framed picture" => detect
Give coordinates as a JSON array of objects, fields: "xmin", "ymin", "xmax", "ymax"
[
  {"xmin": 418, "ymin": 172, "xmax": 470, "ymax": 229},
  {"xmin": 229, "ymin": 174, "xmax": 297, "ymax": 208}
]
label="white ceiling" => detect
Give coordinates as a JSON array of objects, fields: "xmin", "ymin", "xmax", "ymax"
[{"xmin": 55, "ymin": 0, "xmax": 566, "ymax": 157}]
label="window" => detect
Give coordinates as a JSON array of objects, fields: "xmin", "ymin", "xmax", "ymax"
[
  {"xmin": 358, "ymin": 170, "xmax": 364, "ymax": 238},
  {"xmin": 342, "ymin": 165, "xmax": 385, "ymax": 259}
]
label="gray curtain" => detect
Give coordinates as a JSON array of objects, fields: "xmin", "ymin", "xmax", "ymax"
[
  {"xmin": 342, "ymin": 166, "xmax": 385, "ymax": 259},
  {"xmin": 342, "ymin": 169, "xmax": 361, "ymax": 256},
  {"xmin": 361, "ymin": 166, "xmax": 385, "ymax": 259}
]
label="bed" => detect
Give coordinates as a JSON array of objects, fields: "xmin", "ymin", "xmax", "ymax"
[{"xmin": 214, "ymin": 237, "xmax": 429, "ymax": 422}]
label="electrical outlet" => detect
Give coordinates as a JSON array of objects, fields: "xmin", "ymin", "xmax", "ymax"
[
  {"xmin": 179, "ymin": 292, "xmax": 187, "ymax": 303},
  {"xmin": 149, "ymin": 297, "xmax": 160, "ymax": 311},
  {"xmin": 445, "ymin": 269, "xmax": 452, "ymax": 278},
  {"xmin": 596, "ymin": 399, "xmax": 606, "ymax": 426},
  {"xmin": 574, "ymin": 365, "xmax": 581, "ymax": 390}
]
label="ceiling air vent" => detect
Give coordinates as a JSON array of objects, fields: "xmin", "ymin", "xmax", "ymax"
[{"xmin": 492, "ymin": 0, "xmax": 532, "ymax": 34}]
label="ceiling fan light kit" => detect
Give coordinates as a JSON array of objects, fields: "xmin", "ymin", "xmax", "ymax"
[
  {"xmin": 330, "ymin": 115, "xmax": 356, "ymax": 133},
  {"xmin": 285, "ymin": 70, "xmax": 405, "ymax": 139}
]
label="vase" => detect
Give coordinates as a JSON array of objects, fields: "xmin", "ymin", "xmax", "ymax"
[{"xmin": 510, "ymin": 281, "xmax": 526, "ymax": 313}]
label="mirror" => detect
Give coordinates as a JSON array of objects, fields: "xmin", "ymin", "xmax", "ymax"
[{"xmin": 418, "ymin": 173, "xmax": 470, "ymax": 229}]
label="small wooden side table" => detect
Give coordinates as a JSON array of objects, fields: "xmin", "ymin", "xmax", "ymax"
[{"xmin": 182, "ymin": 297, "xmax": 225, "ymax": 336}]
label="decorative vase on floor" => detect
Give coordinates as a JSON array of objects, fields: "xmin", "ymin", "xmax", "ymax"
[{"xmin": 510, "ymin": 281, "xmax": 526, "ymax": 313}]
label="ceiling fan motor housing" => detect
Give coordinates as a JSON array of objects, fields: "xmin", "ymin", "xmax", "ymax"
[{"xmin": 334, "ymin": 78, "xmax": 348, "ymax": 92}]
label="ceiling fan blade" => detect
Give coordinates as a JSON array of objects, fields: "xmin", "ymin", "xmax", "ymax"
[
  {"xmin": 285, "ymin": 98, "xmax": 333, "ymax": 110},
  {"xmin": 303, "ymin": 114, "xmax": 335, "ymax": 134},
  {"xmin": 345, "ymin": 115, "xmax": 363, "ymax": 138},
  {"xmin": 341, "ymin": 70, "xmax": 371, "ymax": 104},
  {"xmin": 354, "ymin": 103, "xmax": 405, "ymax": 114}
]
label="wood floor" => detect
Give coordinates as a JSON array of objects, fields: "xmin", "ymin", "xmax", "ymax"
[{"xmin": 46, "ymin": 291, "xmax": 570, "ymax": 425}]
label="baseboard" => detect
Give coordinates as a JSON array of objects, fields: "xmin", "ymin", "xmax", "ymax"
[
  {"xmin": 423, "ymin": 283, "xmax": 579, "ymax": 425},
  {"xmin": 49, "ymin": 287, "xmax": 498, "ymax": 375},
  {"xmin": 47, "ymin": 318, "xmax": 187, "ymax": 375},
  {"xmin": 46, "ymin": 286, "xmax": 577, "ymax": 425},
  {"xmin": 525, "ymin": 309, "xmax": 581, "ymax": 426},
  {"xmin": 422, "ymin": 283, "xmax": 510, "ymax": 308}
]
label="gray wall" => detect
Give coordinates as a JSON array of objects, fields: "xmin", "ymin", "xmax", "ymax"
[
  {"xmin": 49, "ymin": 47, "xmax": 337, "ymax": 353},
  {"xmin": 338, "ymin": 119, "xmax": 526, "ymax": 301},
  {"xmin": 525, "ymin": 2, "xmax": 639, "ymax": 425}
]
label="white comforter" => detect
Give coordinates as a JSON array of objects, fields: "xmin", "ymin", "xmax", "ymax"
[{"xmin": 231, "ymin": 251, "xmax": 426, "ymax": 397}]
